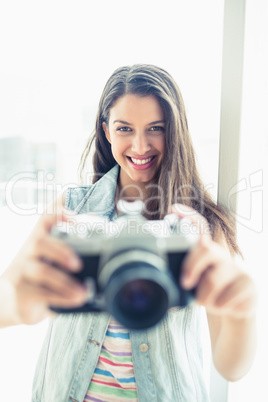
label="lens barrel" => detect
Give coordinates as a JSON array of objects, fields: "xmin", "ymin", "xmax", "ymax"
[{"xmin": 103, "ymin": 262, "xmax": 178, "ymax": 330}]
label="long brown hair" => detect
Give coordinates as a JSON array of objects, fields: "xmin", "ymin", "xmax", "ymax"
[{"xmin": 79, "ymin": 64, "xmax": 241, "ymax": 255}]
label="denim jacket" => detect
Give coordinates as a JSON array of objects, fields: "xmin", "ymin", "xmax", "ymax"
[{"xmin": 32, "ymin": 164, "xmax": 210, "ymax": 402}]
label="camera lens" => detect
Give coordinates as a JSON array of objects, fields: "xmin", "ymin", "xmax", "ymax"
[
  {"xmin": 115, "ymin": 279, "xmax": 168, "ymax": 328},
  {"xmin": 104, "ymin": 262, "xmax": 175, "ymax": 330},
  {"xmin": 120, "ymin": 280, "xmax": 153, "ymax": 310}
]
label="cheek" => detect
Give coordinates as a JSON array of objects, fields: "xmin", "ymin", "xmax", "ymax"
[
  {"xmin": 111, "ymin": 138, "xmax": 126, "ymax": 157},
  {"xmin": 156, "ymin": 137, "xmax": 165, "ymax": 153}
]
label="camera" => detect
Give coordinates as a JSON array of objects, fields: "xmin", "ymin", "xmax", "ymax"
[{"xmin": 50, "ymin": 200, "xmax": 199, "ymax": 330}]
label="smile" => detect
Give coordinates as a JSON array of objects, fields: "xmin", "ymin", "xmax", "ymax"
[
  {"xmin": 130, "ymin": 156, "xmax": 154, "ymax": 165},
  {"xmin": 127, "ymin": 156, "xmax": 156, "ymax": 170}
]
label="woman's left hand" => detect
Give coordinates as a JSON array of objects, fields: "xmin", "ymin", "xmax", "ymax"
[{"xmin": 169, "ymin": 204, "xmax": 257, "ymax": 320}]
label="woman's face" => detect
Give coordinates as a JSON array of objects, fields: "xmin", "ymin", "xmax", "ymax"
[{"xmin": 102, "ymin": 94, "xmax": 165, "ymax": 196}]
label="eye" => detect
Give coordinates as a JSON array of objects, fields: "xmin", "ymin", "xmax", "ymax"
[
  {"xmin": 149, "ymin": 126, "xmax": 165, "ymax": 132},
  {"xmin": 117, "ymin": 126, "xmax": 132, "ymax": 132}
]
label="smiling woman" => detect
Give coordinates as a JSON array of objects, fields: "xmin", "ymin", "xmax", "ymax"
[
  {"xmin": 0, "ymin": 0, "xmax": 266, "ymax": 400},
  {"xmin": 79, "ymin": 64, "xmax": 240, "ymax": 254},
  {"xmin": 0, "ymin": 62, "xmax": 258, "ymax": 402},
  {"xmin": 102, "ymin": 94, "xmax": 165, "ymax": 195}
]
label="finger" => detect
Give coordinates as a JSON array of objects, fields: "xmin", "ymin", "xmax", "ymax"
[
  {"xmin": 195, "ymin": 261, "xmax": 237, "ymax": 306},
  {"xmin": 199, "ymin": 273, "xmax": 257, "ymax": 318},
  {"xmin": 31, "ymin": 235, "xmax": 82, "ymax": 272},
  {"xmin": 36, "ymin": 207, "xmax": 77, "ymax": 234},
  {"xmin": 181, "ymin": 236, "xmax": 227, "ymax": 289},
  {"xmin": 168, "ymin": 203, "xmax": 211, "ymax": 237},
  {"xmin": 24, "ymin": 260, "xmax": 87, "ymax": 298},
  {"xmin": 38, "ymin": 286, "xmax": 88, "ymax": 308},
  {"xmin": 215, "ymin": 274, "xmax": 256, "ymax": 312},
  {"xmin": 19, "ymin": 281, "xmax": 88, "ymax": 309}
]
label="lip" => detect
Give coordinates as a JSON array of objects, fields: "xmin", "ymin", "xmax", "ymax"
[
  {"xmin": 127, "ymin": 155, "xmax": 157, "ymax": 170},
  {"xmin": 127, "ymin": 155, "xmax": 155, "ymax": 160}
]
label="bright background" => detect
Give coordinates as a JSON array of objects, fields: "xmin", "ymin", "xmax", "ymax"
[{"xmin": 0, "ymin": 1, "xmax": 267, "ymax": 401}]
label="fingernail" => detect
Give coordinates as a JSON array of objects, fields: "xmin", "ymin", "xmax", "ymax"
[
  {"xmin": 181, "ymin": 273, "xmax": 191, "ymax": 289},
  {"xmin": 69, "ymin": 255, "xmax": 82, "ymax": 271}
]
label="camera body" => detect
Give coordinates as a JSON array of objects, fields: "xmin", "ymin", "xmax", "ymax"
[{"xmin": 50, "ymin": 201, "xmax": 199, "ymax": 329}]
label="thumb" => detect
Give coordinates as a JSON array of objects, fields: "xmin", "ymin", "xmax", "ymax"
[
  {"xmin": 40, "ymin": 206, "xmax": 77, "ymax": 232},
  {"xmin": 168, "ymin": 203, "xmax": 211, "ymax": 238}
]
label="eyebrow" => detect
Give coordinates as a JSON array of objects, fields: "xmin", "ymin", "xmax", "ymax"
[
  {"xmin": 113, "ymin": 120, "xmax": 165, "ymax": 125},
  {"xmin": 113, "ymin": 120, "xmax": 133, "ymax": 125}
]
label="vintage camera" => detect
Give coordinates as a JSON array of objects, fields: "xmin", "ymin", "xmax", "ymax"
[{"xmin": 50, "ymin": 200, "xmax": 199, "ymax": 330}]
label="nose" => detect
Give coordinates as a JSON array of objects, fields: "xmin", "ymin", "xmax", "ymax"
[{"xmin": 131, "ymin": 132, "xmax": 151, "ymax": 155}]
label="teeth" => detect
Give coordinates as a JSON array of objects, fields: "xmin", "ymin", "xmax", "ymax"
[{"xmin": 130, "ymin": 157, "xmax": 154, "ymax": 165}]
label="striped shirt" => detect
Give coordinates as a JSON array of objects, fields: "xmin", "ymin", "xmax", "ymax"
[{"xmin": 83, "ymin": 317, "xmax": 138, "ymax": 402}]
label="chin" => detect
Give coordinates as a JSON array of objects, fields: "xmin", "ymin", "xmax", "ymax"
[{"xmin": 132, "ymin": 174, "xmax": 155, "ymax": 184}]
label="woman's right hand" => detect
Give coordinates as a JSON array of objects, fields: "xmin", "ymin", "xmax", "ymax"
[{"xmin": 1, "ymin": 209, "xmax": 88, "ymax": 326}]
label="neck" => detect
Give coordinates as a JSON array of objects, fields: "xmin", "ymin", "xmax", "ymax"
[{"xmin": 116, "ymin": 177, "xmax": 149, "ymax": 203}]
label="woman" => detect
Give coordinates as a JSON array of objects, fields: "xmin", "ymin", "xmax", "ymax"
[{"xmin": 1, "ymin": 65, "xmax": 257, "ymax": 401}]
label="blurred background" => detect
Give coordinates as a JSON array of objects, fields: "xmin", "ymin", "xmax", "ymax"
[{"xmin": 0, "ymin": 1, "xmax": 267, "ymax": 401}]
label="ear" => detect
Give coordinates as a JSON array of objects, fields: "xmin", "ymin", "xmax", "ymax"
[{"xmin": 102, "ymin": 122, "xmax": 111, "ymax": 144}]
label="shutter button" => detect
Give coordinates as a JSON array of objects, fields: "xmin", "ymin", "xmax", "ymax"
[{"xmin": 139, "ymin": 343, "xmax": 149, "ymax": 352}]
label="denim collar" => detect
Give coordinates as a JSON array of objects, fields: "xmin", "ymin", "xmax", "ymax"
[{"xmin": 75, "ymin": 164, "xmax": 120, "ymax": 220}]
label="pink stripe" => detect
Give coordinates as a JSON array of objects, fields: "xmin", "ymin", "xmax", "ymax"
[{"xmin": 100, "ymin": 356, "xmax": 133, "ymax": 367}]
